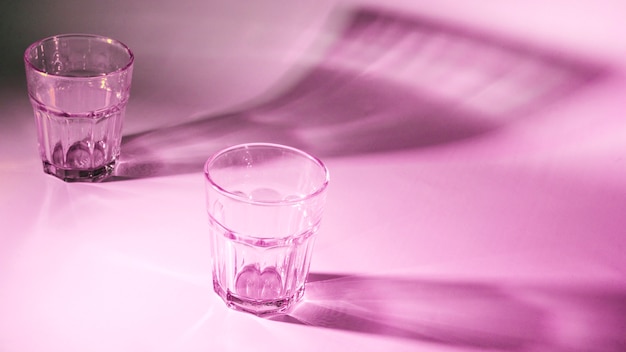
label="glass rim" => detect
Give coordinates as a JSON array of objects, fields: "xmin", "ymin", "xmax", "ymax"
[
  {"xmin": 24, "ymin": 33, "xmax": 135, "ymax": 78},
  {"xmin": 204, "ymin": 143, "xmax": 330, "ymax": 206}
]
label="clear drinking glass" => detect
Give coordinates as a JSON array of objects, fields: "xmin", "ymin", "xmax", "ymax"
[
  {"xmin": 24, "ymin": 34, "xmax": 134, "ymax": 182},
  {"xmin": 204, "ymin": 143, "xmax": 329, "ymax": 315}
]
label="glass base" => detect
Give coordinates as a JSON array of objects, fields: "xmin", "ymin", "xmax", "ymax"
[
  {"xmin": 213, "ymin": 279, "xmax": 305, "ymax": 316},
  {"xmin": 43, "ymin": 160, "xmax": 115, "ymax": 182}
]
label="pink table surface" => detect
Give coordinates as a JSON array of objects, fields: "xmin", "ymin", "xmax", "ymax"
[{"xmin": 1, "ymin": 1, "xmax": 626, "ymax": 351}]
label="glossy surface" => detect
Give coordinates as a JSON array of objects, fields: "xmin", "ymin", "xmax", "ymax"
[{"xmin": 1, "ymin": 0, "xmax": 626, "ymax": 351}]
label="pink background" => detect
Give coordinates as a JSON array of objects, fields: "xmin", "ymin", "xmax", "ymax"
[{"xmin": 1, "ymin": 1, "xmax": 626, "ymax": 351}]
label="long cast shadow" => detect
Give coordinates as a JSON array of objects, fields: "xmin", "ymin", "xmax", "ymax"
[
  {"xmin": 111, "ymin": 6, "xmax": 605, "ymax": 181},
  {"xmin": 270, "ymin": 273, "xmax": 626, "ymax": 351}
]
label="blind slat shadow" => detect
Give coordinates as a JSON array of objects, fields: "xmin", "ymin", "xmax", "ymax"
[{"xmin": 111, "ymin": 6, "xmax": 605, "ymax": 181}]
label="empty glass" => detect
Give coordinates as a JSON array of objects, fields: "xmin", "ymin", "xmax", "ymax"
[
  {"xmin": 24, "ymin": 34, "xmax": 134, "ymax": 182},
  {"xmin": 204, "ymin": 143, "xmax": 329, "ymax": 315}
]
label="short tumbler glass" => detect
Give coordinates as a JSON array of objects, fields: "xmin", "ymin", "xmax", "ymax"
[
  {"xmin": 204, "ymin": 143, "xmax": 329, "ymax": 315},
  {"xmin": 24, "ymin": 34, "xmax": 134, "ymax": 182}
]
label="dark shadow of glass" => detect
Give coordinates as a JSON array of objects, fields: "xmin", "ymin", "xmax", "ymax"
[
  {"xmin": 272, "ymin": 273, "xmax": 544, "ymax": 350},
  {"xmin": 269, "ymin": 273, "xmax": 626, "ymax": 351},
  {"xmin": 110, "ymin": 6, "xmax": 605, "ymax": 181}
]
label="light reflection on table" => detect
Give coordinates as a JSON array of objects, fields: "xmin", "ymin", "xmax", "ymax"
[{"xmin": 1, "ymin": 1, "xmax": 626, "ymax": 351}]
